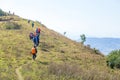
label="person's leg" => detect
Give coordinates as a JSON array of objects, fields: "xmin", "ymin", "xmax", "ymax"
[
  {"xmin": 32, "ymin": 55, "xmax": 34, "ymax": 60},
  {"xmin": 35, "ymin": 38, "xmax": 38, "ymax": 46},
  {"xmin": 34, "ymin": 54, "xmax": 36, "ymax": 59},
  {"xmin": 38, "ymin": 37, "xmax": 39, "ymax": 44},
  {"xmin": 33, "ymin": 54, "xmax": 35, "ymax": 60},
  {"xmin": 33, "ymin": 54, "xmax": 37, "ymax": 60}
]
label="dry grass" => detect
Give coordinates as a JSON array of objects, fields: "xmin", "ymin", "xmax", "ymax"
[
  {"xmin": 0, "ymin": 15, "xmax": 120, "ymax": 80},
  {"xmin": 48, "ymin": 62, "xmax": 120, "ymax": 80}
]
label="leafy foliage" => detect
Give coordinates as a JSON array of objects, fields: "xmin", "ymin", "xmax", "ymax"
[
  {"xmin": 3, "ymin": 22, "xmax": 21, "ymax": 30},
  {"xmin": 107, "ymin": 49, "xmax": 120, "ymax": 69},
  {"xmin": 80, "ymin": 34, "xmax": 86, "ymax": 44},
  {"xmin": 64, "ymin": 32, "xmax": 66, "ymax": 35},
  {"xmin": 93, "ymin": 48, "xmax": 101, "ymax": 54},
  {"xmin": 0, "ymin": 9, "xmax": 6, "ymax": 16}
]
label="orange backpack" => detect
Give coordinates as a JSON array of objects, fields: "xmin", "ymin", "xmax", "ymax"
[{"xmin": 31, "ymin": 47, "xmax": 36, "ymax": 54}]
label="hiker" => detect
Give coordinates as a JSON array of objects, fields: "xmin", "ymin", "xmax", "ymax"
[
  {"xmin": 33, "ymin": 34, "xmax": 39, "ymax": 46},
  {"xmin": 28, "ymin": 20, "xmax": 30, "ymax": 23},
  {"xmin": 31, "ymin": 46, "xmax": 37, "ymax": 60},
  {"xmin": 29, "ymin": 32, "xmax": 34, "ymax": 40},
  {"xmin": 36, "ymin": 34, "xmax": 39, "ymax": 45},
  {"xmin": 32, "ymin": 22, "xmax": 34, "ymax": 28},
  {"xmin": 33, "ymin": 32, "xmax": 37, "ymax": 37},
  {"xmin": 36, "ymin": 27, "xmax": 41, "ymax": 38},
  {"xmin": 36, "ymin": 27, "xmax": 41, "ymax": 34}
]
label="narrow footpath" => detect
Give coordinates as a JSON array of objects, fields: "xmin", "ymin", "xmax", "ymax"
[{"xmin": 15, "ymin": 66, "xmax": 24, "ymax": 80}]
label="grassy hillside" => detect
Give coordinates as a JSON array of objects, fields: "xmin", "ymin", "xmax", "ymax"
[{"xmin": 0, "ymin": 15, "xmax": 120, "ymax": 80}]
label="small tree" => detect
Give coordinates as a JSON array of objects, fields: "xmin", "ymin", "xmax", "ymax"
[
  {"xmin": 107, "ymin": 49, "xmax": 120, "ymax": 69},
  {"xmin": 80, "ymin": 34, "xmax": 86, "ymax": 44},
  {"xmin": 0, "ymin": 9, "xmax": 5, "ymax": 16},
  {"xmin": 64, "ymin": 32, "xmax": 66, "ymax": 35}
]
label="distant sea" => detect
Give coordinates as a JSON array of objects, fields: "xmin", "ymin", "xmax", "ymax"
[{"xmin": 77, "ymin": 38, "xmax": 120, "ymax": 55}]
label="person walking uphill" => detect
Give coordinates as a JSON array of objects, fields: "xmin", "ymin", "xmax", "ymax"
[
  {"xmin": 33, "ymin": 33, "xmax": 39, "ymax": 46},
  {"xmin": 36, "ymin": 27, "xmax": 41, "ymax": 38},
  {"xmin": 31, "ymin": 46, "xmax": 37, "ymax": 60},
  {"xmin": 32, "ymin": 22, "xmax": 34, "ymax": 28},
  {"xmin": 29, "ymin": 32, "xmax": 34, "ymax": 40}
]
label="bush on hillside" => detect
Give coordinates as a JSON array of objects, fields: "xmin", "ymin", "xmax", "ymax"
[
  {"xmin": 3, "ymin": 22, "xmax": 21, "ymax": 30},
  {"xmin": 107, "ymin": 49, "xmax": 120, "ymax": 69},
  {"xmin": 0, "ymin": 9, "xmax": 6, "ymax": 16},
  {"xmin": 93, "ymin": 48, "xmax": 101, "ymax": 54},
  {"xmin": 80, "ymin": 34, "xmax": 86, "ymax": 44}
]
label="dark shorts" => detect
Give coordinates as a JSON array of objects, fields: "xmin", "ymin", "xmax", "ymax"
[{"xmin": 32, "ymin": 54, "xmax": 37, "ymax": 60}]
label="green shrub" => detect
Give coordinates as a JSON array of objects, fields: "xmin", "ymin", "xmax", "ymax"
[
  {"xmin": 93, "ymin": 48, "xmax": 100, "ymax": 54},
  {"xmin": 80, "ymin": 34, "xmax": 86, "ymax": 44},
  {"xmin": 114, "ymin": 57, "xmax": 120, "ymax": 68},
  {"xmin": 107, "ymin": 49, "xmax": 120, "ymax": 69},
  {"xmin": 0, "ymin": 9, "xmax": 7, "ymax": 16},
  {"xmin": 4, "ymin": 22, "xmax": 21, "ymax": 30},
  {"xmin": 0, "ymin": 9, "xmax": 5, "ymax": 16}
]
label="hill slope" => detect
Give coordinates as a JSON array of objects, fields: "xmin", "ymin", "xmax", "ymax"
[{"xmin": 0, "ymin": 15, "xmax": 120, "ymax": 80}]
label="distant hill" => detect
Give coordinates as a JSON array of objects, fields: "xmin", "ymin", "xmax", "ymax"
[
  {"xmin": 0, "ymin": 12, "xmax": 120, "ymax": 80},
  {"xmin": 83, "ymin": 38, "xmax": 120, "ymax": 55}
]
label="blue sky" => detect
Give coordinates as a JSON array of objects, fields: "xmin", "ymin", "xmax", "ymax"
[{"xmin": 0, "ymin": 0, "xmax": 120, "ymax": 39}]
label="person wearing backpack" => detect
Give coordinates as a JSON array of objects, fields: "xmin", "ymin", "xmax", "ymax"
[
  {"xmin": 32, "ymin": 22, "xmax": 34, "ymax": 28},
  {"xmin": 36, "ymin": 27, "xmax": 41, "ymax": 33},
  {"xmin": 36, "ymin": 34, "xmax": 39, "ymax": 45},
  {"xmin": 33, "ymin": 33, "xmax": 39, "ymax": 46},
  {"xmin": 31, "ymin": 46, "xmax": 37, "ymax": 60},
  {"xmin": 29, "ymin": 32, "xmax": 34, "ymax": 40},
  {"xmin": 36, "ymin": 27, "xmax": 41, "ymax": 38}
]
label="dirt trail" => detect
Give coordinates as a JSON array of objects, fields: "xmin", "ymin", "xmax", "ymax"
[
  {"xmin": 15, "ymin": 26, "xmax": 41, "ymax": 80},
  {"xmin": 15, "ymin": 66, "xmax": 24, "ymax": 80},
  {"xmin": 15, "ymin": 51, "xmax": 40, "ymax": 80}
]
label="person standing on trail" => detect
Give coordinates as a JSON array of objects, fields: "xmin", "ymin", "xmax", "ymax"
[
  {"xmin": 33, "ymin": 33, "xmax": 39, "ymax": 46},
  {"xmin": 31, "ymin": 46, "xmax": 37, "ymax": 60},
  {"xmin": 36, "ymin": 27, "xmax": 41, "ymax": 37},
  {"xmin": 36, "ymin": 27, "xmax": 41, "ymax": 43},
  {"xmin": 29, "ymin": 32, "xmax": 34, "ymax": 40},
  {"xmin": 32, "ymin": 22, "xmax": 34, "ymax": 28}
]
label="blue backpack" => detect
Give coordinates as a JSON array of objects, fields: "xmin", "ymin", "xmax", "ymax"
[{"xmin": 33, "ymin": 36, "xmax": 39, "ymax": 46}]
